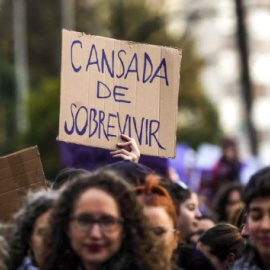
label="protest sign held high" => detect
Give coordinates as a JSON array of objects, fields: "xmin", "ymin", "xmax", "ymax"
[{"xmin": 59, "ymin": 30, "xmax": 182, "ymax": 158}]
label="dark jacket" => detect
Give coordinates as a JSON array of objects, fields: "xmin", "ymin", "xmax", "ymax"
[{"xmin": 177, "ymin": 244, "xmax": 216, "ymax": 270}]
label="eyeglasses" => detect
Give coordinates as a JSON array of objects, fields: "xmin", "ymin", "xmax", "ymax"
[{"xmin": 70, "ymin": 214, "xmax": 124, "ymax": 233}]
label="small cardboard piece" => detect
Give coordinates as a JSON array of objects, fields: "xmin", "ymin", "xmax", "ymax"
[
  {"xmin": 0, "ymin": 146, "xmax": 47, "ymax": 221},
  {"xmin": 59, "ymin": 30, "xmax": 182, "ymax": 158}
]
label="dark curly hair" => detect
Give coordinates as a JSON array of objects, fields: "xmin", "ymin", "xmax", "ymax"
[
  {"xmin": 6, "ymin": 190, "xmax": 58, "ymax": 270},
  {"xmin": 42, "ymin": 169, "xmax": 170, "ymax": 270},
  {"xmin": 212, "ymin": 183, "xmax": 244, "ymax": 222}
]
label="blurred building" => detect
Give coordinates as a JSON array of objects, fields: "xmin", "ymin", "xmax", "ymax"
[
  {"xmin": 165, "ymin": 0, "xmax": 270, "ymax": 165},
  {"xmin": 247, "ymin": 0, "xmax": 270, "ymax": 165}
]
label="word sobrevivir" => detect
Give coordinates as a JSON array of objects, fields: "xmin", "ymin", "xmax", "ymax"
[
  {"xmin": 64, "ymin": 103, "xmax": 166, "ymax": 150},
  {"xmin": 71, "ymin": 40, "xmax": 169, "ymax": 86}
]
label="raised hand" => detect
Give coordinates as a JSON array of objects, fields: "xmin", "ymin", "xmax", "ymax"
[{"xmin": 110, "ymin": 134, "xmax": 140, "ymax": 163}]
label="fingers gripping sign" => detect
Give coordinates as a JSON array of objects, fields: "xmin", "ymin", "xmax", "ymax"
[{"xmin": 110, "ymin": 134, "xmax": 140, "ymax": 163}]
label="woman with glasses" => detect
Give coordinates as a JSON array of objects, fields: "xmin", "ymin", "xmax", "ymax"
[
  {"xmin": 135, "ymin": 175, "xmax": 180, "ymax": 270},
  {"xmin": 42, "ymin": 170, "xmax": 168, "ymax": 270}
]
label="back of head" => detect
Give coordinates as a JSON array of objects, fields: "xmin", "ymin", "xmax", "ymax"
[
  {"xmin": 104, "ymin": 161, "xmax": 154, "ymax": 187},
  {"xmin": 52, "ymin": 167, "xmax": 88, "ymax": 190},
  {"xmin": 198, "ymin": 223, "xmax": 244, "ymax": 260},
  {"xmin": 245, "ymin": 166, "xmax": 270, "ymax": 208}
]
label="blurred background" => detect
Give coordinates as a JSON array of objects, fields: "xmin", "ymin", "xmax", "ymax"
[{"xmin": 0, "ymin": 0, "xmax": 269, "ymax": 186}]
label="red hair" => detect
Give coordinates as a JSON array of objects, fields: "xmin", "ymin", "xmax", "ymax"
[{"xmin": 135, "ymin": 174, "xmax": 178, "ymax": 228}]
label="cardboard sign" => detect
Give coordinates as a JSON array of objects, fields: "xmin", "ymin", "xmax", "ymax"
[
  {"xmin": 59, "ymin": 30, "xmax": 182, "ymax": 158},
  {"xmin": 0, "ymin": 146, "xmax": 47, "ymax": 221}
]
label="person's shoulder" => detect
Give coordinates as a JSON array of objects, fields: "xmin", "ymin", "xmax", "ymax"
[
  {"xmin": 17, "ymin": 257, "xmax": 38, "ymax": 270},
  {"xmin": 232, "ymin": 254, "xmax": 262, "ymax": 270}
]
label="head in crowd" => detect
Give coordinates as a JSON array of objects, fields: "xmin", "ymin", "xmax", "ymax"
[
  {"xmin": 166, "ymin": 183, "xmax": 202, "ymax": 243},
  {"xmin": 104, "ymin": 160, "xmax": 154, "ymax": 187},
  {"xmin": 244, "ymin": 166, "xmax": 270, "ymax": 265},
  {"xmin": 197, "ymin": 223, "xmax": 245, "ymax": 270},
  {"xmin": 135, "ymin": 174, "xmax": 179, "ymax": 266},
  {"xmin": 229, "ymin": 202, "xmax": 244, "ymax": 226},
  {"xmin": 52, "ymin": 167, "xmax": 88, "ymax": 190},
  {"xmin": 42, "ymin": 170, "xmax": 169, "ymax": 270},
  {"xmin": 222, "ymin": 137, "xmax": 239, "ymax": 163},
  {"xmin": 212, "ymin": 138, "xmax": 241, "ymax": 193},
  {"xmin": 229, "ymin": 204, "xmax": 249, "ymax": 242},
  {"xmin": 213, "ymin": 183, "xmax": 244, "ymax": 222},
  {"xmin": 191, "ymin": 215, "xmax": 216, "ymax": 243},
  {"xmin": 7, "ymin": 190, "xmax": 58, "ymax": 270}
]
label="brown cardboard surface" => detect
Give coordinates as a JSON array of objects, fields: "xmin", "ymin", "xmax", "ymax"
[
  {"xmin": 58, "ymin": 30, "xmax": 182, "ymax": 158},
  {"xmin": 0, "ymin": 146, "xmax": 47, "ymax": 221}
]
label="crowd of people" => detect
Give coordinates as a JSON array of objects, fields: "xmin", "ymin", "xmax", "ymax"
[{"xmin": 1, "ymin": 135, "xmax": 270, "ymax": 270}]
